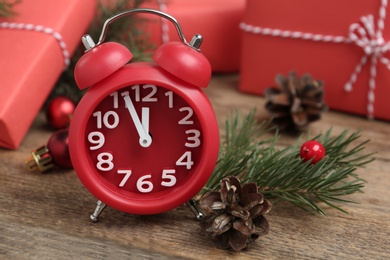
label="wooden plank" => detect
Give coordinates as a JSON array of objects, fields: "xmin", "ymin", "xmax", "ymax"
[{"xmin": 0, "ymin": 74, "xmax": 389, "ymax": 259}]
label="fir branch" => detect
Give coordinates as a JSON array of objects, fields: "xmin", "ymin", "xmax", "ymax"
[
  {"xmin": 0, "ymin": 0, "xmax": 20, "ymax": 18},
  {"xmin": 202, "ymin": 110, "xmax": 276, "ymax": 193},
  {"xmin": 200, "ymin": 110, "xmax": 374, "ymax": 215}
]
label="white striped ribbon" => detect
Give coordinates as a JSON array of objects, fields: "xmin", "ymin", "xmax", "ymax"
[
  {"xmin": 158, "ymin": 0, "xmax": 170, "ymax": 44},
  {"xmin": 0, "ymin": 22, "xmax": 70, "ymax": 68}
]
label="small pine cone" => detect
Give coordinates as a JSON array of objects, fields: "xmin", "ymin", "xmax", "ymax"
[
  {"xmin": 265, "ymin": 71, "xmax": 327, "ymax": 132},
  {"xmin": 199, "ymin": 176, "xmax": 272, "ymax": 251}
]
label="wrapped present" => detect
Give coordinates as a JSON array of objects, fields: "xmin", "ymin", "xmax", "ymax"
[
  {"xmin": 0, "ymin": 0, "xmax": 96, "ymax": 149},
  {"xmin": 239, "ymin": 0, "xmax": 390, "ymax": 121},
  {"xmin": 140, "ymin": 0, "xmax": 245, "ymax": 72}
]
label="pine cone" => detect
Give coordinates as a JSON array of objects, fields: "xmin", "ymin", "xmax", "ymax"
[
  {"xmin": 264, "ymin": 71, "xmax": 327, "ymax": 132},
  {"xmin": 199, "ymin": 176, "xmax": 272, "ymax": 251}
]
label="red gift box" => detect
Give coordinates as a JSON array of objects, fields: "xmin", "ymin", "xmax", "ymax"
[
  {"xmin": 239, "ymin": 0, "xmax": 390, "ymax": 121},
  {"xmin": 140, "ymin": 0, "xmax": 245, "ymax": 72},
  {"xmin": 0, "ymin": 0, "xmax": 96, "ymax": 149}
]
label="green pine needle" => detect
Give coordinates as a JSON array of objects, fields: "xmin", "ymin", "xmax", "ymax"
[
  {"xmin": 199, "ymin": 110, "xmax": 375, "ymax": 215},
  {"xmin": 0, "ymin": 0, "xmax": 21, "ymax": 18}
]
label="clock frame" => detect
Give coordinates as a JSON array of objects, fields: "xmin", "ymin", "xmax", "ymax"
[
  {"xmin": 68, "ymin": 8, "xmax": 219, "ymax": 221},
  {"xmin": 69, "ymin": 63, "xmax": 219, "ymax": 215}
]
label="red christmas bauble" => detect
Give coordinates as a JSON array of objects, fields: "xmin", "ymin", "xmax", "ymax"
[
  {"xmin": 47, "ymin": 129, "xmax": 72, "ymax": 168},
  {"xmin": 300, "ymin": 140, "xmax": 326, "ymax": 164},
  {"xmin": 46, "ymin": 96, "xmax": 75, "ymax": 129}
]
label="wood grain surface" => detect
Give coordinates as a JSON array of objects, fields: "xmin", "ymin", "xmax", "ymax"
[{"xmin": 1, "ymin": 75, "xmax": 389, "ymax": 259}]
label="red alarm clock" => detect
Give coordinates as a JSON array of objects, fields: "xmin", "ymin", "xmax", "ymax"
[{"xmin": 68, "ymin": 9, "xmax": 219, "ymax": 221}]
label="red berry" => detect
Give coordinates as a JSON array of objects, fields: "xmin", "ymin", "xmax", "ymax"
[
  {"xmin": 46, "ymin": 96, "xmax": 75, "ymax": 129},
  {"xmin": 300, "ymin": 140, "xmax": 326, "ymax": 164}
]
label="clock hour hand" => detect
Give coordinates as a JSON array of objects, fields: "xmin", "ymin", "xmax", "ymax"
[
  {"xmin": 121, "ymin": 92, "xmax": 152, "ymax": 147},
  {"xmin": 142, "ymin": 107, "xmax": 149, "ymax": 135}
]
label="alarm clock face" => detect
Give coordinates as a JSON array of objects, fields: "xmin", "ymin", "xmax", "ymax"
[{"xmin": 83, "ymin": 83, "xmax": 204, "ymax": 211}]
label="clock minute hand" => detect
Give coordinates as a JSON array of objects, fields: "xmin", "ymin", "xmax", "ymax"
[{"xmin": 121, "ymin": 92, "xmax": 152, "ymax": 148}]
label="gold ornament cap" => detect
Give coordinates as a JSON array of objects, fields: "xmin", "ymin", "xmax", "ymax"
[{"xmin": 25, "ymin": 146, "xmax": 54, "ymax": 172}]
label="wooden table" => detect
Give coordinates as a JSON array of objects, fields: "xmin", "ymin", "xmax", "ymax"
[{"xmin": 1, "ymin": 75, "xmax": 389, "ymax": 259}]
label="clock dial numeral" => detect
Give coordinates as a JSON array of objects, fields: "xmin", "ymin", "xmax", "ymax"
[
  {"xmin": 110, "ymin": 91, "xmax": 119, "ymax": 109},
  {"xmin": 116, "ymin": 169, "xmax": 177, "ymax": 192},
  {"xmin": 131, "ymin": 84, "xmax": 158, "ymax": 102},
  {"xmin": 185, "ymin": 129, "xmax": 201, "ymax": 148},
  {"xmin": 131, "ymin": 85, "xmax": 141, "ymax": 102},
  {"xmin": 93, "ymin": 111, "xmax": 119, "ymax": 129},
  {"xmin": 137, "ymin": 174, "xmax": 153, "ymax": 193},
  {"xmin": 142, "ymin": 84, "xmax": 158, "ymax": 102},
  {"xmin": 117, "ymin": 170, "xmax": 132, "ymax": 187},
  {"xmin": 178, "ymin": 107, "xmax": 194, "ymax": 125},
  {"xmin": 161, "ymin": 169, "xmax": 176, "ymax": 187},
  {"xmin": 165, "ymin": 91, "xmax": 173, "ymax": 108},
  {"xmin": 176, "ymin": 151, "xmax": 194, "ymax": 170},
  {"xmin": 88, "ymin": 131, "xmax": 105, "ymax": 150},
  {"xmin": 96, "ymin": 152, "xmax": 114, "ymax": 171}
]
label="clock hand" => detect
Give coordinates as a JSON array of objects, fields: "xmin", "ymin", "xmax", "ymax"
[
  {"xmin": 121, "ymin": 92, "xmax": 152, "ymax": 147},
  {"xmin": 142, "ymin": 107, "xmax": 149, "ymax": 135}
]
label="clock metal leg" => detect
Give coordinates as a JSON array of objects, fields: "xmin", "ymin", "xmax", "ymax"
[
  {"xmin": 186, "ymin": 198, "xmax": 204, "ymax": 220},
  {"xmin": 90, "ymin": 200, "xmax": 107, "ymax": 222}
]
